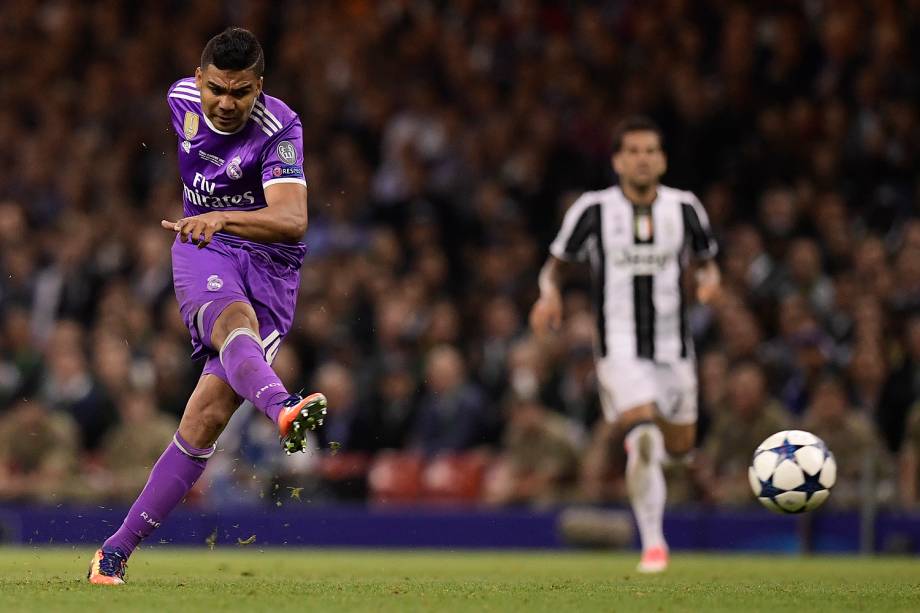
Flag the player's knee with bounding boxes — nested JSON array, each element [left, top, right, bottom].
[[663, 432, 695, 458], [211, 302, 259, 347], [623, 421, 664, 463]]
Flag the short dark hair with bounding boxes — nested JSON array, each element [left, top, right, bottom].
[[200, 27, 264, 76], [612, 115, 664, 152]]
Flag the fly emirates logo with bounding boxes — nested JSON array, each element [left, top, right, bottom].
[[183, 172, 255, 208]]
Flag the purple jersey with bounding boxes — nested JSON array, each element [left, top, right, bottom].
[[167, 77, 307, 267]]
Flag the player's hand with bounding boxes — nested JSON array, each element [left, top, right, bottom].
[[697, 279, 720, 305], [696, 263, 721, 305], [161, 212, 227, 249], [529, 291, 563, 338]]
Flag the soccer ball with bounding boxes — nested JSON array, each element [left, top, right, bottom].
[[748, 430, 836, 514]]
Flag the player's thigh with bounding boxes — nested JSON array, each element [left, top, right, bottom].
[[172, 239, 249, 356], [655, 419, 696, 456], [242, 250, 301, 365], [178, 373, 241, 447], [210, 301, 261, 348], [653, 361, 698, 455], [596, 357, 658, 424]]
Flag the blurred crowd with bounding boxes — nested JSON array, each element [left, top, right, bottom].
[[1, 0, 919, 512]]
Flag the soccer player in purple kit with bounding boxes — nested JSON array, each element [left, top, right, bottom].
[[88, 28, 327, 585]]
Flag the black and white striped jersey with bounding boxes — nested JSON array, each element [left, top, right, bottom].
[[549, 185, 717, 362]]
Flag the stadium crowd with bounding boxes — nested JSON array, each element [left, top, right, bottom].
[[1, 0, 919, 511]]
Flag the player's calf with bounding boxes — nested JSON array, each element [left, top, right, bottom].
[[624, 422, 668, 571]]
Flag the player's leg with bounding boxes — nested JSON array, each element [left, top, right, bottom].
[[656, 419, 696, 462], [209, 300, 290, 424], [620, 404, 669, 572], [597, 358, 668, 572], [169, 238, 322, 436], [89, 374, 236, 584], [208, 300, 326, 453], [233, 249, 327, 453], [653, 359, 698, 466], [628, 359, 699, 573]]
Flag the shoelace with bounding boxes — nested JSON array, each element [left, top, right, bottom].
[[99, 552, 127, 577], [281, 390, 306, 407]]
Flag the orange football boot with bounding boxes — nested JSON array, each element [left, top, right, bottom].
[[87, 548, 127, 585], [277, 392, 327, 454]]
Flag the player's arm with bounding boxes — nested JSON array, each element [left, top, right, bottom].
[[683, 195, 720, 304], [162, 115, 310, 247], [160, 185, 307, 246], [225, 181, 307, 243], [530, 194, 597, 337], [530, 256, 568, 337], [695, 258, 721, 305]]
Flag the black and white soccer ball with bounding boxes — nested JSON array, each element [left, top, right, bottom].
[[749, 430, 837, 514]]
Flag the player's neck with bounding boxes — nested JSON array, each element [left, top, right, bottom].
[[621, 182, 658, 207]]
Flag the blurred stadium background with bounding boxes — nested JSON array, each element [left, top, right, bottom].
[[1, 0, 919, 554]]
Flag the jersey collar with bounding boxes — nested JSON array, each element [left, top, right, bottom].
[[201, 111, 247, 135]]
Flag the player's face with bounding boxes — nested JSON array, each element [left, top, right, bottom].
[[195, 65, 263, 133], [612, 131, 667, 189]]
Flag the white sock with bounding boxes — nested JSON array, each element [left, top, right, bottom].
[[625, 423, 667, 552]]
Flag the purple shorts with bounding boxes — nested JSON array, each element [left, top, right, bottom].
[[171, 237, 301, 382]]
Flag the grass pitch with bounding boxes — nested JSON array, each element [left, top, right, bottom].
[[1, 548, 918, 612]]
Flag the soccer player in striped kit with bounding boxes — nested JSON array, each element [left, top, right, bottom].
[[89, 28, 327, 584], [531, 116, 720, 573]]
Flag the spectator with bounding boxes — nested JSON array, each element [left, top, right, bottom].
[[366, 359, 418, 451], [778, 238, 835, 320], [900, 403, 920, 509], [88, 390, 178, 503], [698, 362, 794, 505], [483, 396, 582, 507], [38, 321, 116, 450], [880, 316, 920, 453], [411, 345, 491, 456], [802, 375, 893, 509], [312, 361, 376, 500], [0, 398, 79, 503]]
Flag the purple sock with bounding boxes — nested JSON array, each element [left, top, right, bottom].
[[103, 432, 212, 557], [220, 328, 290, 424]]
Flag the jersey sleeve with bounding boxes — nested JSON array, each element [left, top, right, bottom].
[[261, 115, 307, 189], [681, 194, 718, 260], [549, 195, 600, 262], [166, 78, 200, 137]]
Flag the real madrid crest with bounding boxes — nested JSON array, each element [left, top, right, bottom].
[[226, 156, 243, 180], [183, 111, 199, 140]]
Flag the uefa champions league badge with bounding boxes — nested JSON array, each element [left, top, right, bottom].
[[182, 140, 191, 153], [226, 156, 243, 180], [206, 275, 223, 291], [277, 140, 296, 165]]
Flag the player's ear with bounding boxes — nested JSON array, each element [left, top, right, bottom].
[[611, 152, 622, 175], [195, 67, 202, 88]]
